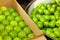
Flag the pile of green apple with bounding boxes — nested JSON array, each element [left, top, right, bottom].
[[30, 0, 60, 40], [0, 6, 35, 40]]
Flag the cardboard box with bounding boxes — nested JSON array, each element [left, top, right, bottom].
[[0, 0, 45, 40]]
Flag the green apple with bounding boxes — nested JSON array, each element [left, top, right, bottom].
[[28, 33, 35, 38], [13, 37, 21, 40], [49, 21, 55, 27], [23, 27, 31, 34], [0, 36, 2, 40], [31, 8, 37, 15], [8, 7, 15, 13], [11, 12, 18, 17], [53, 28, 60, 37], [32, 17, 38, 23], [54, 11, 60, 16], [1, 31, 8, 36], [19, 21, 26, 29], [2, 20, 9, 25], [0, 6, 7, 12], [44, 9, 50, 15], [7, 15, 14, 21], [36, 14, 41, 20], [39, 16, 45, 23], [22, 38, 27, 40], [18, 31, 26, 38], [5, 25, 13, 32], [3, 36, 12, 40], [15, 16, 22, 22], [52, 4, 57, 8], [50, 7, 55, 13], [57, 7, 60, 11], [56, 20, 60, 27], [46, 28, 53, 35], [49, 33, 56, 38], [51, 0, 56, 4], [38, 9, 43, 15], [43, 15, 50, 21], [0, 10, 2, 15], [55, 38, 59, 40], [50, 15, 56, 20], [0, 15, 5, 22], [10, 21, 17, 26], [44, 21, 49, 27], [9, 31, 17, 38], [0, 24, 4, 31], [37, 21, 43, 28], [14, 26, 21, 33], [3, 11, 10, 16]]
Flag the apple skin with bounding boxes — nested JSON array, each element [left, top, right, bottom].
[[10, 21, 17, 27], [12, 12, 18, 17], [19, 21, 26, 29], [28, 33, 35, 38], [18, 31, 26, 38], [0, 15, 5, 22], [3, 11, 10, 16], [7, 15, 14, 21], [3, 36, 12, 40], [14, 26, 21, 33], [15, 16, 22, 22], [0, 24, 4, 32], [13, 37, 21, 40], [5, 25, 13, 32], [8, 7, 15, 13], [0, 6, 7, 12], [0, 36, 2, 40], [9, 31, 17, 38], [23, 27, 31, 34]]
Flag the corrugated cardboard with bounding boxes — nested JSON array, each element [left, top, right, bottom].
[[0, 0, 47, 40]]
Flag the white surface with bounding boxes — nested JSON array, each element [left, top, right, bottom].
[[28, 0, 58, 15]]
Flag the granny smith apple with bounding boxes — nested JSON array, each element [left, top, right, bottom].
[[50, 15, 56, 20], [19, 21, 26, 29], [50, 7, 55, 13], [32, 17, 38, 23], [5, 25, 13, 32], [39, 16, 45, 23], [49, 33, 56, 38], [15, 16, 22, 22], [0, 11, 2, 15], [36, 14, 41, 20], [56, 20, 60, 27], [7, 15, 14, 21], [44, 9, 50, 15], [37, 21, 43, 28], [10, 21, 17, 26], [51, 0, 56, 4], [2, 20, 9, 25], [3, 11, 10, 16], [13, 37, 21, 40], [23, 27, 31, 34], [43, 15, 50, 21], [28, 33, 35, 38], [9, 31, 17, 38], [44, 21, 49, 27], [49, 21, 55, 27], [38, 8, 43, 15], [11, 12, 18, 17], [18, 31, 26, 38], [8, 7, 15, 13], [22, 38, 27, 40], [3, 36, 12, 40], [1, 31, 8, 36], [0, 15, 5, 22], [0, 6, 7, 12], [0, 36, 2, 40], [0, 24, 4, 31], [14, 26, 21, 33]]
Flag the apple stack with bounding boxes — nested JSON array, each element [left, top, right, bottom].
[[0, 6, 35, 40], [30, 0, 60, 40]]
